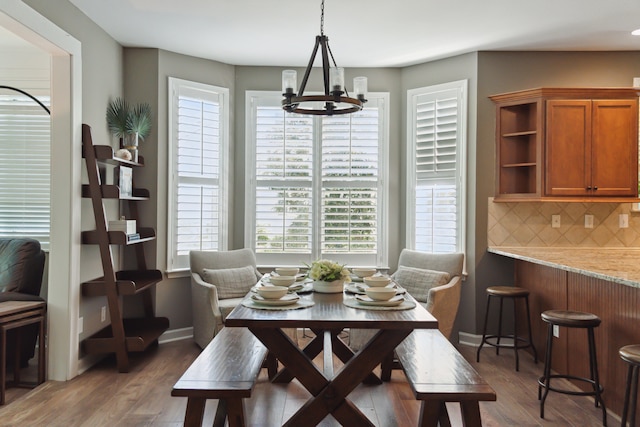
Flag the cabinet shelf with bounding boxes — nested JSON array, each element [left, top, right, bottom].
[[82, 317, 170, 355], [82, 269, 163, 297], [503, 130, 537, 137], [82, 227, 156, 245]]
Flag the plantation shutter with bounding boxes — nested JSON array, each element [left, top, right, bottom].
[[254, 107, 313, 254], [321, 109, 379, 256], [413, 89, 460, 253], [0, 95, 50, 249], [175, 93, 221, 255]]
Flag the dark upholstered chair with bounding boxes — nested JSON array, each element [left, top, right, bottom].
[[0, 238, 46, 366]]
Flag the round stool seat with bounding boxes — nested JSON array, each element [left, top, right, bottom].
[[486, 286, 529, 297], [620, 344, 640, 365], [541, 310, 601, 328]]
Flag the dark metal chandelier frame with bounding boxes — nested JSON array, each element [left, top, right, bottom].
[[281, 0, 367, 116]]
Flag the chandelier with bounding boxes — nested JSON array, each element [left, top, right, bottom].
[[281, 0, 367, 116]]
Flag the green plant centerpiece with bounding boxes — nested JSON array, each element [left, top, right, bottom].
[[308, 259, 350, 293], [106, 97, 152, 161]]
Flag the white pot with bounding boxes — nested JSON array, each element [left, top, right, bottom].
[[313, 279, 344, 293]]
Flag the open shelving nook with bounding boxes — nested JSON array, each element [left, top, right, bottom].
[[81, 123, 169, 373]]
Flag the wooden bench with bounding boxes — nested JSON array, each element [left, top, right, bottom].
[[395, 329, 497, 427], [172, 327, 268, 427]]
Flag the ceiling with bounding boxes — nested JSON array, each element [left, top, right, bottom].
[[36, 0, 640, 67]]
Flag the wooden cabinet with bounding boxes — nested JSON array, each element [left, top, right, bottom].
[[492, 88, 640, 201], [81, 124, 168, 373]]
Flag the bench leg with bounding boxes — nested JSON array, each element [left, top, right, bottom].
[[225, 398, 246, 427], [459, 401, 482, 427], [213, 399, 227, 427], [183, 397, 206, 427], [418, 401, 440, 427]]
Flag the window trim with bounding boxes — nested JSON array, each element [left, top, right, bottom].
[[244, 90, 390, 267], [166, 77, 230, 272], [406, 80, 467, 253]]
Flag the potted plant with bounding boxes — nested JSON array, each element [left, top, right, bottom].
[[106, 98, 152, 162], [307, 259, 350, 293]]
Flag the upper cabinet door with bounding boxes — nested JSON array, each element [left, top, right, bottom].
[[590, 99, 638, 196], [545, 100, 592, 196]]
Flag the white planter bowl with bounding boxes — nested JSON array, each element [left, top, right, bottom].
[[313, 280, 344, 293]]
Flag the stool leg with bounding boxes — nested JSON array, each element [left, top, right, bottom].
[[496, 297, 504, 355], [524, 295, 537, 363], [587, 327, 607, 426], [630, 365, 639, 427], [512, 296, 520, 371], [622, 364, 633, 426], [539, 323, 554, 419], [476, 295, 491, 363]]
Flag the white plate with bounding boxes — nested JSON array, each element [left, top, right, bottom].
[[251, 293, 300, 306], [355, 294, 405, 307]]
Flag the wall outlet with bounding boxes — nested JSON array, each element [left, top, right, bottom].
[[551, 215, 561, 228], [101, 306, 107, 322], [78, 316, 83, 334], [634, 77, 640, 87], [553, 325, 559, 338], [585, 214, 594, 229], [620, 213, 629, 228]]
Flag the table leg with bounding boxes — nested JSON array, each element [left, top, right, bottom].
[[251, 327, 411, 426], [183, 397, 205, 427], [271, 331, 324, 383]]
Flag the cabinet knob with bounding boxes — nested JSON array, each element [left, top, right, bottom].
[[586, 186, 592, 190], [594, 186, 598, 190]]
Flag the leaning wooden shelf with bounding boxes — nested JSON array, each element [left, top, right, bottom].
[[80, 123, 168, 373]]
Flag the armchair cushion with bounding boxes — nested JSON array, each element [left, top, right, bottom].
[[201, 265, 257, 299], [393, 266, 450, 303]]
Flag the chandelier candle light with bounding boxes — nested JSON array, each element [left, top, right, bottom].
[[281, 0, 367, 116]]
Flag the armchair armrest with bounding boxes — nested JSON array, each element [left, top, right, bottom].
[[190, 272, 224, 348], [426, 276, 462, 340]]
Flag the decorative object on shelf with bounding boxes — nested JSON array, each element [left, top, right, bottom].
[[115, 166, 133, 198], [114, 148, 132, 161], [308, 258, 350, 293], [108, 217, 136, 234], [106, 98, 152, 162], [281, 0, 367, 116]]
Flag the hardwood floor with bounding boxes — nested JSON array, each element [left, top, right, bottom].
[[0, 334, 620, 426]]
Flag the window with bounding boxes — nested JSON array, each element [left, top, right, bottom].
[[245, 91, 389, 267], [407, 80, 467, 253], [167, 78, 229, 271], [0, 93, 50, 249]]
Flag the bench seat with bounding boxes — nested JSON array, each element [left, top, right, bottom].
[[172, 327, 268, 427], [395, 329, 496, 427]]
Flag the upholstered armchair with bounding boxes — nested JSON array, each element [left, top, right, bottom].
[[189, 248, 263, 349], [349, 249, 465, 351], [0, 238, 46, 366]]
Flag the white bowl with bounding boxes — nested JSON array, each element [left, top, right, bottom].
[[352, 268, 377, 278], [363, 276, 392, 287], [275, 267, 299, 277], [257, 285, 288, 299], [365, 287, 396, 301], [270, 275, 296, 287]]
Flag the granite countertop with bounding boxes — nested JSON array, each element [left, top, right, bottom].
[[488, 247, 640, 288]]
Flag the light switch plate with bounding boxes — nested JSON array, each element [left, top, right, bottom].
[[585, 214, 594, 229], [551, 215, 561, 228]]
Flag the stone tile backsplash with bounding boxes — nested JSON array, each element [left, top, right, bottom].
[[488, 198, 640, 247]]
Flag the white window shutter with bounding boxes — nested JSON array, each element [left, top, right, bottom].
[[0, 96, 50, 249]]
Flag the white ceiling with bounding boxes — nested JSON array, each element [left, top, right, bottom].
[[43, 0, 640, 67]]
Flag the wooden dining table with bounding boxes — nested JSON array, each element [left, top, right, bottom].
[[224, 287, 438, 426]]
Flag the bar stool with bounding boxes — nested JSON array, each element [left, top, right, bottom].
[[476, 286, 537, 371], [538, 310, 606, 426], [620, 344, 640, 427]]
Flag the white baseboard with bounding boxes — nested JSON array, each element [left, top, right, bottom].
[[159, 326, 193, 344], [458, 331, 482, 347]]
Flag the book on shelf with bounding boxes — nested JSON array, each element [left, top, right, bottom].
[[126, 233, 141, 242]]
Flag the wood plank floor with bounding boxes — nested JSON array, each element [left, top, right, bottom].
[[0, 334, 620, 426]]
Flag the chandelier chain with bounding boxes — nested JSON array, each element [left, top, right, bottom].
[[320, 0, 325, 35]]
